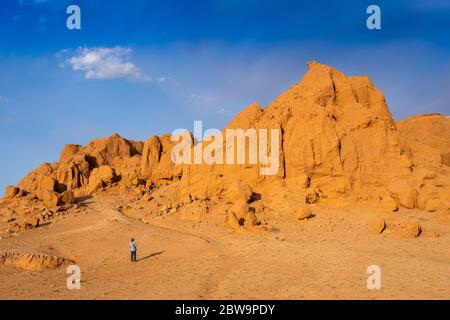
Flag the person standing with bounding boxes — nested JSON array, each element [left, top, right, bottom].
[[130, 238, 137, 262]]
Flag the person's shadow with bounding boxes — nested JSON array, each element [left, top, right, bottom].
[[137, 251, 165, 262]]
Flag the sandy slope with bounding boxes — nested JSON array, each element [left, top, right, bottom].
[[0, 192, 449, 300]]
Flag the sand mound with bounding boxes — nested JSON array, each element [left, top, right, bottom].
[[0, 252, 74, 271]]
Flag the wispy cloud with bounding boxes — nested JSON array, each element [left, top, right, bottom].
[[36, 15, 47, 32], [407, 0, 450, 11], [217, 107, 234, 116], [0, 95, 9, 104], [189, 93, 215, 102], [18, 0, 52, 5], [63, 47, 150, 81]]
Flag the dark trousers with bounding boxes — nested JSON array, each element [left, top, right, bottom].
[[131, 250, 137, 262]]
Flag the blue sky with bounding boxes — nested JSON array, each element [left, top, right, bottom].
[[0, 0, 449, 194]]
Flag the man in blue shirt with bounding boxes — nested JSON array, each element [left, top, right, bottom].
[[130, 238, 137, 262]]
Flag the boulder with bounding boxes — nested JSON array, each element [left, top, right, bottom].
[[37, 174, 57, 192], [42, 190, 61, 208], [244, 212, 259, 227], [380, 196, 398, 212], [21, 216, 40, 230], [97, 165, 116, 183], [388, 181, 418, 209], [401, 219, 421, 238], [370, 218, 386, 234], [293, 207, 313, 220], [61, 190, 76, 204], [4, 186, 19, 199]]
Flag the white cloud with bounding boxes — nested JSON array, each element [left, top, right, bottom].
[[65, 47, 150, 81], [156, 76, 171, 83]]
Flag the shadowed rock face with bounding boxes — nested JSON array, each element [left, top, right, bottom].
[[8, 62, 450, 214]]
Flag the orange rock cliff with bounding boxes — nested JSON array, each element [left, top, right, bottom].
[[4, 62, 450, 216]]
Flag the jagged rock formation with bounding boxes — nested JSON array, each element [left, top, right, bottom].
[[4, 62, 450, 216]]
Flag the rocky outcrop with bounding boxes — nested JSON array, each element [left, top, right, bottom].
[[4, 186, 20, 199], [5, 62, 449, 216], [0, 252, 74, 271], [141, 134, 183, 183]]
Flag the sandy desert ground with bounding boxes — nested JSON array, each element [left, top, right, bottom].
[[1, 188, 449, 300]]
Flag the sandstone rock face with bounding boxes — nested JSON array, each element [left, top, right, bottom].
[[178, 62, 423, 210], [224, 180, 253, 203], [42, 190, 60, 208], [397, 114, 450, 213], [397, 113, 450, 168], [230, 201, 249, 221], [17, 134, 142, 195], [388, 181, 418, 209], [12, 62, 450, 216], [96, 165, 116, 183], [60, 144, 82, 163], [37, 174, 57, 193], [86, 176, 104, 196], [141, 134, 182, 183], [61, 190, 76, 204]]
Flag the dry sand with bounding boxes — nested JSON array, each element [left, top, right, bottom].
[[1, 190, 449, 300]]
